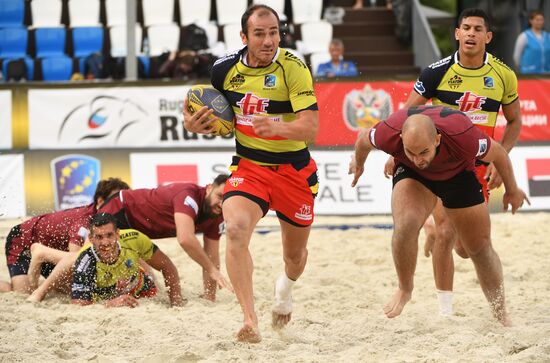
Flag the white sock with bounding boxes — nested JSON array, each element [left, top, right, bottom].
[[436, 290, 453, 316], [275, 273, 295, 300]]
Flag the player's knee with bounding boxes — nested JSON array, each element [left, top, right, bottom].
[[30, 243, 43, 259], [225, 220, 251, 249], [392, 221, 421, 245], [463, 236, 491, 259], [454, 244, 469, 259], [284, 247, 308, 267], [434, 224, 456, 247]]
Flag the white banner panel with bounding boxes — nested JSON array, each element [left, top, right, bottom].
[[0, 91, 12, 149], [28, 86, 235, 149], [0, 154, 26, 218], [130, 150, 393, 215], [509, 146, 550, 210]]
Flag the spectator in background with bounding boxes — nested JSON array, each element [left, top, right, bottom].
[[159, 50, 199, 80], [513, 10, 550, 74], [316, 38, 359, 78]]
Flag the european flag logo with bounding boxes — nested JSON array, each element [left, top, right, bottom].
[[51, 154, 100, 211]]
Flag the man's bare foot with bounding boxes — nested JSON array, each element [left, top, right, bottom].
[[272, 311, 292, 330], [236, 324, 262, 343], [272, 275, 293, 329], [0, 281, 12, 293], [383, 289, 412, 318], [26, 294, 41, 303]]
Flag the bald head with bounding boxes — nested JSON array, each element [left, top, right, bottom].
[[402, 114, 437, 144], [401, 114, 440, 170]]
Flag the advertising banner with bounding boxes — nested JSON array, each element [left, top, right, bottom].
[[130, 150, 394, 215], [508, 146, 550, 211], [24, 150, 131, 215], [28, 86, 235, 149], [0, 90, 12, 149], [314, 79, 550, 146], [0, 154, 25, 218], [50, 154, 101, 210]]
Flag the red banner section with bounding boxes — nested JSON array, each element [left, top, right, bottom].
[[314, 79, 550, 146]]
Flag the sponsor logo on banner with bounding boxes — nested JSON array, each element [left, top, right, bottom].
[[28, 87, 235, 149], [526, 159, 550, 197], [51, 154, 100, 210], [343, 84, 393, 130], [58, 95, 149, 144], [0, 91, 12, 149], [156, 164, 198, 185]]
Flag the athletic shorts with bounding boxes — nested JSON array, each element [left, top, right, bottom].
[[392, 163, 485, 209], [223, 156, 319, 227], [474, 161, 489, 202], [97, 193, 131, 229], [5, 225, 54, 278]]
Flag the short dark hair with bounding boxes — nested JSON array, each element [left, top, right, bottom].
[[93, 178, 130, 206], [213, 174, 230, 186], [458, 8, 491, 31], [89, 212, 117, 234], [529, 10, 544, 21], [241, 4, 280, 36]]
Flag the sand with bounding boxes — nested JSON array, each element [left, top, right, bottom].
[[1, 212, 549, 362]]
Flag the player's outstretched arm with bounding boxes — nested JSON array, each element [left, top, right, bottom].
[[174, 213, 234, 292], [201, 236, 220, 302], [350, 128, 375, 187], [146, 249, 185, 307], [480, 139, 530, 213]]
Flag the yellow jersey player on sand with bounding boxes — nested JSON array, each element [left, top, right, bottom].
[[384, 8, 522, 318], [183, 4, 319, 343]]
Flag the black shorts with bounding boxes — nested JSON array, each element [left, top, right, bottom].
[[5, 226, 55, 277], [392, 163, 485, 209]]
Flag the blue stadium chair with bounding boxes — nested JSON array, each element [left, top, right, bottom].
[[0, 28, 28, 58], [72, 26, 103, 58], [41, 55, 73, 81], [1, 57, 34, 80], [0, 0, 25, 28], [35, 27, 66, 57]]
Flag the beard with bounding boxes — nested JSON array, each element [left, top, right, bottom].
[[202, 196, 221, 219]]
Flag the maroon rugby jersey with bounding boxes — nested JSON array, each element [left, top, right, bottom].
[[116, 183, 223, 240], [369, 106, 492, 180], [18, 204, 95, 251]]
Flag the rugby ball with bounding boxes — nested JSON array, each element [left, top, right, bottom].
[[186, 85, 235, 136]]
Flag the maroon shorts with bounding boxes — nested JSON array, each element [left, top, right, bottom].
[[5, 224, 54, 277], [224, 157, 319, 227]]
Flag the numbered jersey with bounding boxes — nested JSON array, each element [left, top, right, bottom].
[[211, 47, 318, 165], [413, 52, 518, 137]]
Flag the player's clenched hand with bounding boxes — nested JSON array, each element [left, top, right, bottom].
[[252, 115, 278, 137], [503, 187, 530, 214], [384, 156, 395, 179], [485, 163, 503, 189], [105, 294, 139, 308], [348, 155, 364, 187], [210, 269, 234, 293], [182, 98, 215, 134]]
